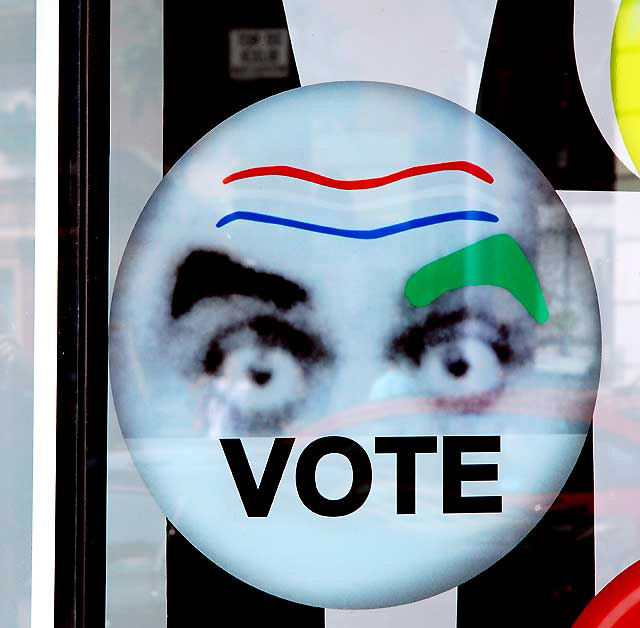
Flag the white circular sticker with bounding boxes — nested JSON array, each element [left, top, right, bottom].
[[110, 82, 600, 608]]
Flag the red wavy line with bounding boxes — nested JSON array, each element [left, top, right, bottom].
[[223, 162, 494, 189]]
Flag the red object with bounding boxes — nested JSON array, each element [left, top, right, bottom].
[[223, 161, 495, 188], [574, 561, 640, 627]]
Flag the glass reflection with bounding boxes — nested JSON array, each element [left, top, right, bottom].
[[0, 1, 35, 627]]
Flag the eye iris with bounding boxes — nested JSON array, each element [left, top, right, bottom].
[[447, 358, 469, 378], [249, 368, 272, 386]]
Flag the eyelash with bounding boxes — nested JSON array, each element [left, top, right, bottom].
[[202, 315, 329, 376], [389, 311, 514, 365]]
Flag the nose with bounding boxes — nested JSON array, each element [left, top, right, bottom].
[[323, 355, 379, 417], [312, 258, 410, 420]]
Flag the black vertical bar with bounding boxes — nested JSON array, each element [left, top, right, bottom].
[[55, 0, 81, 623], [163, 0, 301, 172], [476, 0, 621, 191], [459, 7, 597, 624], [457, 431, 595, 627], [163, 2, 323, 625], [56, 0, 110, 626]]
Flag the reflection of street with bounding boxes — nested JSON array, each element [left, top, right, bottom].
[[0, 320, 33, 628], [567, 191, 640, 593], [106, 450, 166, 628], [0, 1, 35, 625], [592, 383, 640, 588], [107, 0, 165, 625]]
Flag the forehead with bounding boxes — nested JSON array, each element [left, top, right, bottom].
[[119, 82, 574, 342], [139, 83, 553, 292]]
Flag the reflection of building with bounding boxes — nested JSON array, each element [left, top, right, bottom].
[[563, 192, 640, 387], [0, 3, 35, 627], [536, 204, 600, 376], [0, 2, 35, 357]]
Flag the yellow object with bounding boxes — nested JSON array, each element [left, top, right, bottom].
[[613, 0, 640, 171]]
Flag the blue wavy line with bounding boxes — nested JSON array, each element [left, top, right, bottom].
[[216, 210, 499, 239]]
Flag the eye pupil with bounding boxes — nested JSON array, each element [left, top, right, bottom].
[[447, 358, 469, 378], [203, 342, 224, 374], [249, 368, 272, 386]]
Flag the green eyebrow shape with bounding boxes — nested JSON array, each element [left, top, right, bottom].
[[404, 234, 549, 324]]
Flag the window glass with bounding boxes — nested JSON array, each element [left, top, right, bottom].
[[0, 1, 35, 626]]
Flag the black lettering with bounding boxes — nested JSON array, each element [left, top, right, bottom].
[[220, 438, 294, 517], [443, 436, 502, 514], [296, 436, 372, 517], [375, 436, 438, 514]]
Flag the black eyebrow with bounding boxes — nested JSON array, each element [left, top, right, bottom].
[[171, 250, 308, 318]]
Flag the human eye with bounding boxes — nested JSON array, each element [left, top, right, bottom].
[[389, 308, 526, 413], [202, 315, 330, 434], [420, 333, 505, 412]]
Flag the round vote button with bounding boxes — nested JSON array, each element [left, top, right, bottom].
[[110, 82, 600, 608]]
